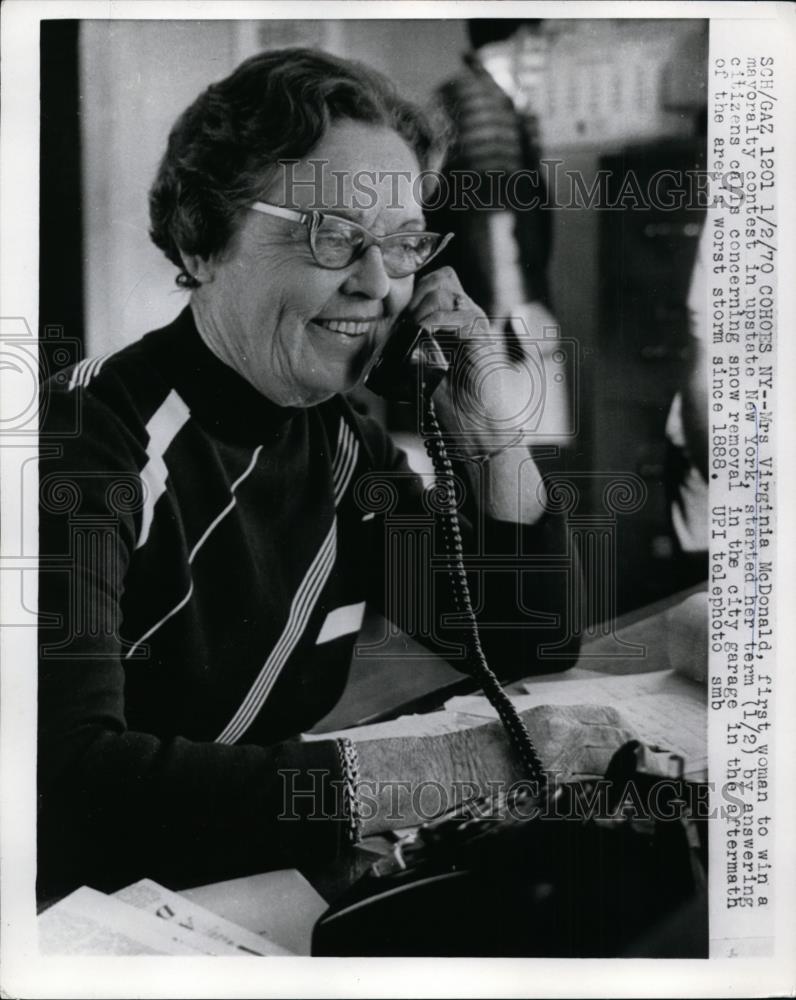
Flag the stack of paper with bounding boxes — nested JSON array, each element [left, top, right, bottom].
[[39, 887, 202, 956], [181, 869, 329, 956], [38, 877, 298, 956], [114, 879, 293, 955]]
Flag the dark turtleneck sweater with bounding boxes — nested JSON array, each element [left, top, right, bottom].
[[37, 305, 579, 897]]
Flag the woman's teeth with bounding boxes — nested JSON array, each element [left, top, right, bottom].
[[314, 319, 373, 337]]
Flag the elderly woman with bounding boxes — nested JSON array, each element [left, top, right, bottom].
[[37, 48, 581, 898]]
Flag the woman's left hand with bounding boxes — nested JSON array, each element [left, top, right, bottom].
[[409, 267, 536, 459]]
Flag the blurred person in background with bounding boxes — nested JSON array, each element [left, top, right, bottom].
[[665, 222, 709, 588], [430, 19, 570, 447]]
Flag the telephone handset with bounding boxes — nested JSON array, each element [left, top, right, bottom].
[[363, 311, 428, 401], [364, 311, 454, 403]]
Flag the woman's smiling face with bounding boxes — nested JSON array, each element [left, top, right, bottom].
[[189, 120, 424, 407]]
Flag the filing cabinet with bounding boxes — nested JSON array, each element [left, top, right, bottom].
[[549, 139, 705, 616]]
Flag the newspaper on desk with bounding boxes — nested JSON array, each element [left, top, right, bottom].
[[114, 879, 293, 956], [38, 886, 209, 957], [38, 878, 297, 957]]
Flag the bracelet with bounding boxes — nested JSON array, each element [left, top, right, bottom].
[[467, 432, 526, 464], [336, 737, 363, 846]]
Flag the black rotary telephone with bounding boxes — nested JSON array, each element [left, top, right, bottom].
[[312, 316, 708, 957]]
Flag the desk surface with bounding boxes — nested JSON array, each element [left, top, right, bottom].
[[313, 582, 707, 732]]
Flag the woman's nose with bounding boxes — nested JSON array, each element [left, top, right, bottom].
[[341, 245, 392, 300]]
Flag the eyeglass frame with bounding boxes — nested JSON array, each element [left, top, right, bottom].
[[248, 200, 454, 278]]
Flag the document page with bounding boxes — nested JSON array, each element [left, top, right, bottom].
[[114, 879, 293, 956], [180, 869, 328, 957], [38, 886, 201, 956]]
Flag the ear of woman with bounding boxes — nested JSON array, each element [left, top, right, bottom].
[[179, 251, 215, 284]]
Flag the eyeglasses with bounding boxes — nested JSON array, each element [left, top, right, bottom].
[[249, 201, 454, 278]]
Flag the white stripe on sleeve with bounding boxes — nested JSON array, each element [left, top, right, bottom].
[[215, 518, 337, 745], [135, 390, 191, 550], [125, 446, 263, 659]]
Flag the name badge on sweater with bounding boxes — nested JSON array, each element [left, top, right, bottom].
[[316, 602, 366, 645]]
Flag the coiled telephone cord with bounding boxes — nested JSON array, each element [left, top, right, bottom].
[[422, 393, 547, 790]]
